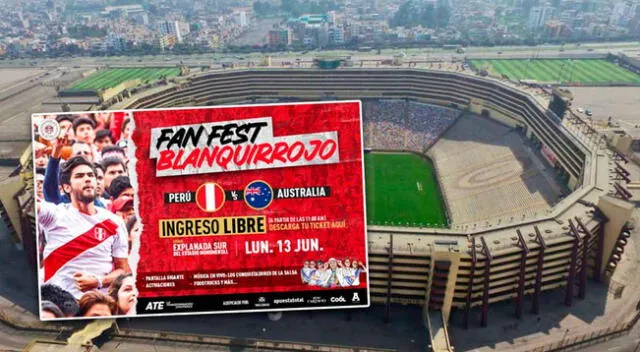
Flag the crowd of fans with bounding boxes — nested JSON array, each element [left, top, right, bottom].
[[300, 257, 367, 288], [406, 102, 459, 152], [33, 111, 141, 319], [362, 100, 460, 152]]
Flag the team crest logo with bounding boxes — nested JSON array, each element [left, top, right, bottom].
[[39, 119, 60, 141], [244, 180, 273, 210], [94, 227, 106, 241]]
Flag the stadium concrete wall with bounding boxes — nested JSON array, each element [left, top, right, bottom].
[[618, 53, 640, 73], [469, 97, 522, 128], [98, 79, 141, 103]]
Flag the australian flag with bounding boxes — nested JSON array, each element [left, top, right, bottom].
[[244, 181, 273, 210]]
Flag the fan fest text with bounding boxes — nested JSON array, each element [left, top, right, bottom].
[[149, 117, 340, 177]]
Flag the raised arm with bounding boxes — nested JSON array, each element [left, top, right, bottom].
[[43, 133, 70, 204]]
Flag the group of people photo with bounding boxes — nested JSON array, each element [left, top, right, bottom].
[[33, 111, 141, 319], [301, 257, 367, 288]]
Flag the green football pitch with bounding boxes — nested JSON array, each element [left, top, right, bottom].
[[470, 59, 640, 85], [365, 152, 448, 228], [67, 68, 181, 92]]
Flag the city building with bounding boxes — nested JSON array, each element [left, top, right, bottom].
[[159, 34, 178, 50], [268, 28, 292, 46], [528, 6, 555, 30], [609, 2, 629, 27], [545, 20, 572, 37], [158, 20, 182, 43], [328, 26, 345, 45], [103, 31, 126, 51], [234, 11, 248, 27], [102, 4, 145, 17]]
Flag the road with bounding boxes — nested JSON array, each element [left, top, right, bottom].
[[0, 42, 638, 69]]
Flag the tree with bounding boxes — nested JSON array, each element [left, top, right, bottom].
[[253, 1, 275, 17], [67, 25, 106, 39], [420, 4, 436, 27], [281, 0, 302, 17], [436, 3, 450, 28], [391, 0, 448, 29]]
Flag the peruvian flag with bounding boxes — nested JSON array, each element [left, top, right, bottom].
[[195, 182, 225, 212]]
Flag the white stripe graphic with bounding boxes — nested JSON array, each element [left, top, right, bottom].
[[205, 183, 216, 211]]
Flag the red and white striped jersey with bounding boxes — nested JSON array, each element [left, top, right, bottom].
[[38, 201, 129, 299]]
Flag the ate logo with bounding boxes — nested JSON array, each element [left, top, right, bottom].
[[145, 301, 165, 311]]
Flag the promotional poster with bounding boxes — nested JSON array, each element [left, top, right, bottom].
[[31, 101, 369, 320]]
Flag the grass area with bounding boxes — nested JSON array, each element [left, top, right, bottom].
[[365, 152, 447, 228], [67, 67, 180, 92], [470, 59, 640, 85]]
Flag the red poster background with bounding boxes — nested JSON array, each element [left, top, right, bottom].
[[132, 102, 367, 299]]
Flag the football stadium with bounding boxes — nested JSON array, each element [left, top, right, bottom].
[[1, 58, 638, 351]]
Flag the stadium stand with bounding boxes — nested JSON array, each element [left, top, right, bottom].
[[123, 69, 586, 190], [362, 100, 460, 152], [428, 114, 560, 226]]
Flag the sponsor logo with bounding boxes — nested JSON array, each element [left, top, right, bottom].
[[166, 301, 194, 310], [39, 119, 60, 141], [352, 292, 360, 303], [145, 301, 165, 311], [330, 296, 346, 303], [258, 296, 266, 303], [244, 180, 273, 210], [273, 297, 304, 305], [306, 296, 327, 304]]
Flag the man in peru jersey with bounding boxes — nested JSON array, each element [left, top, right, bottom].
[[38, 156, 131, 300]]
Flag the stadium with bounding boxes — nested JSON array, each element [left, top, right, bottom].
[[2, 62, 638, 351], [107, 67, 635, 346]]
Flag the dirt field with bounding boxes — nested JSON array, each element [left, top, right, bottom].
[[0, 68, 64, 159], [0, 69, 43, 89]]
